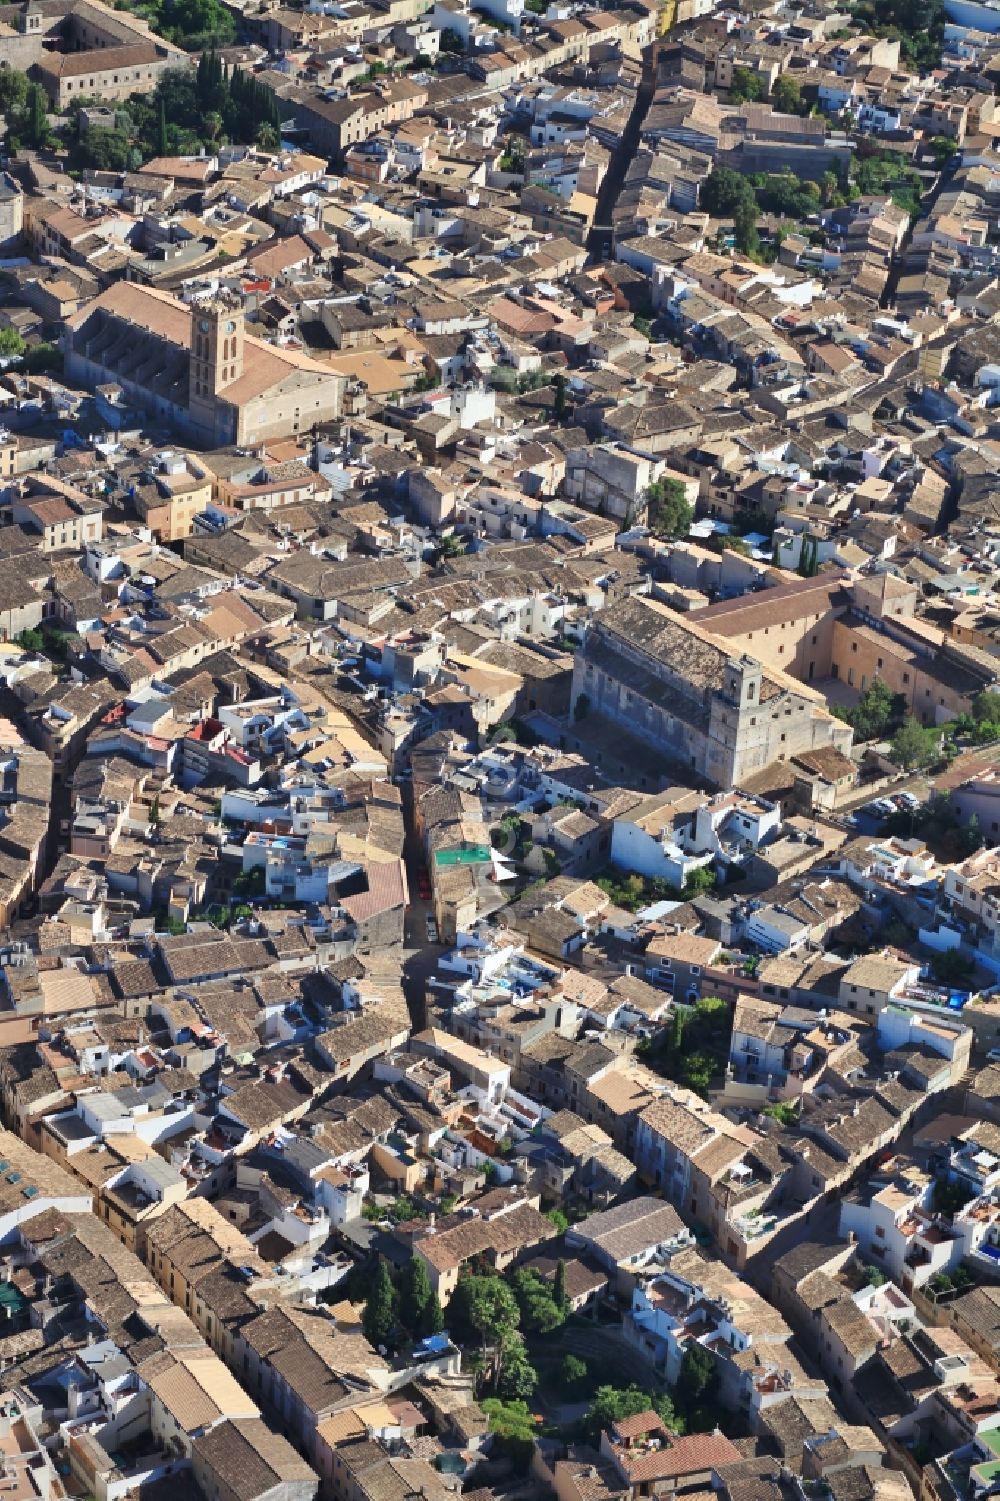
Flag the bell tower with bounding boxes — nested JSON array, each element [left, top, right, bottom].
[[189, 294, 245, 429]]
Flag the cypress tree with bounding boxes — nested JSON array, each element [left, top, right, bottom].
[[400, 1256, 433, 1335], [362, 1259, 395, 1351], [554, 1258, 568, 1313], [157, 96, 168, 157], [423, 1292, 444, 1337]]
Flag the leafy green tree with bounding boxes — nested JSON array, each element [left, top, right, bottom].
[[481, 1398, 537, 1442], [509, 1268, 564, 1333], [679, 1343, 717, 1405], [440, 26, 464, 50], [846, 677, 902, 741], [558, 1353, 589, 1395], [362, 1258, 396, 1351], [0, 69, 28, 117], [973, 690, 1000, 724], [73, 126, 132, 172], [496, 1332, 538, 1400], [700, 165, 751, 217], [890, 715, 937, 771], [579, 1386, 680, 1447], [862, 1265, 886, 1287], [16, 83, 51, 149], [772, 73, 802, 113], [930, 948, 973, 989], [400, 1256, 434, 1336], [729, 65, 763, 102], [0, 328, 24, 357], [480, 1399, 536, 1474], [682, 865, 716, 899], [449, 1273, 520, 1350], [547, 1208, 569, 1234], [645, 477, 693, 538]]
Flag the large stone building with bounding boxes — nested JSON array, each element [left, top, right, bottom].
[[64, 284, 346, 447], [698, 571, 1000, 726], [570, 596, 852, 788], [0, 0, 189, 106]]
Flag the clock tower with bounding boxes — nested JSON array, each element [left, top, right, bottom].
[[189, 294, 245, 434]]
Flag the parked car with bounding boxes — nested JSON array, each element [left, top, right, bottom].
[[988, 1048, 1000, 1064], [426, 917, 439, 944]]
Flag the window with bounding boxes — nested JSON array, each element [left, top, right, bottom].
[[903, 672, 909, 684]]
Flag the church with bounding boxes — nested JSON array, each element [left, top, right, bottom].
[[64, 283, 346, 448], [571, 596, 853, 789]]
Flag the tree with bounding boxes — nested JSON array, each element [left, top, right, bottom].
[[440, 25, 464, 51], [798, 536, 819, 577], [645, 477, 693, 539], [772, 73, 802, 114], [73, 126, 132, 172], [509, 1267, 564, 1334], [496, 1332, 538, 1401], [579, 1386, 680, 1447], [553, 372, 568, 424], [890, 715, 937, 771], [256, 120, 279, 150], [547, 1208, 569, 1234], [682, 865, 716, 899], [553, 1257, 568, 1314], [678, 1343, 717, 1413], [730, 65, 763, 102], [449, 1274, 520, 1351], [701, 165, 751, 217], [362, 1259, 396, 1351], [733, 196, 759, 257], [934, 1176, 974, 1216], [400, 1256, 434, 1336], [434, 533, 466, 561], [0, 328, 24, 357], [972, 690, 1000, 725], [862, 1265, 886, 1287], [156, 96, 169, 156], [0, 69, 28, 117], [558, 1353, 589, 1395], [930, 947, 973, 989], [423, 1291, 445, 1337], [481, 1397, 536, 1442], [845, 677, 903, 742], [480, 1399, 536, 1475], [16, 83, 50, 149]]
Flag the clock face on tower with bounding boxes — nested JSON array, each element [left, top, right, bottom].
[[199, 319, 210, 333]]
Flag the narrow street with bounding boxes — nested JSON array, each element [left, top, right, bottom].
[[399, 776, 441, 1033], [586, 42, 659, 262]]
